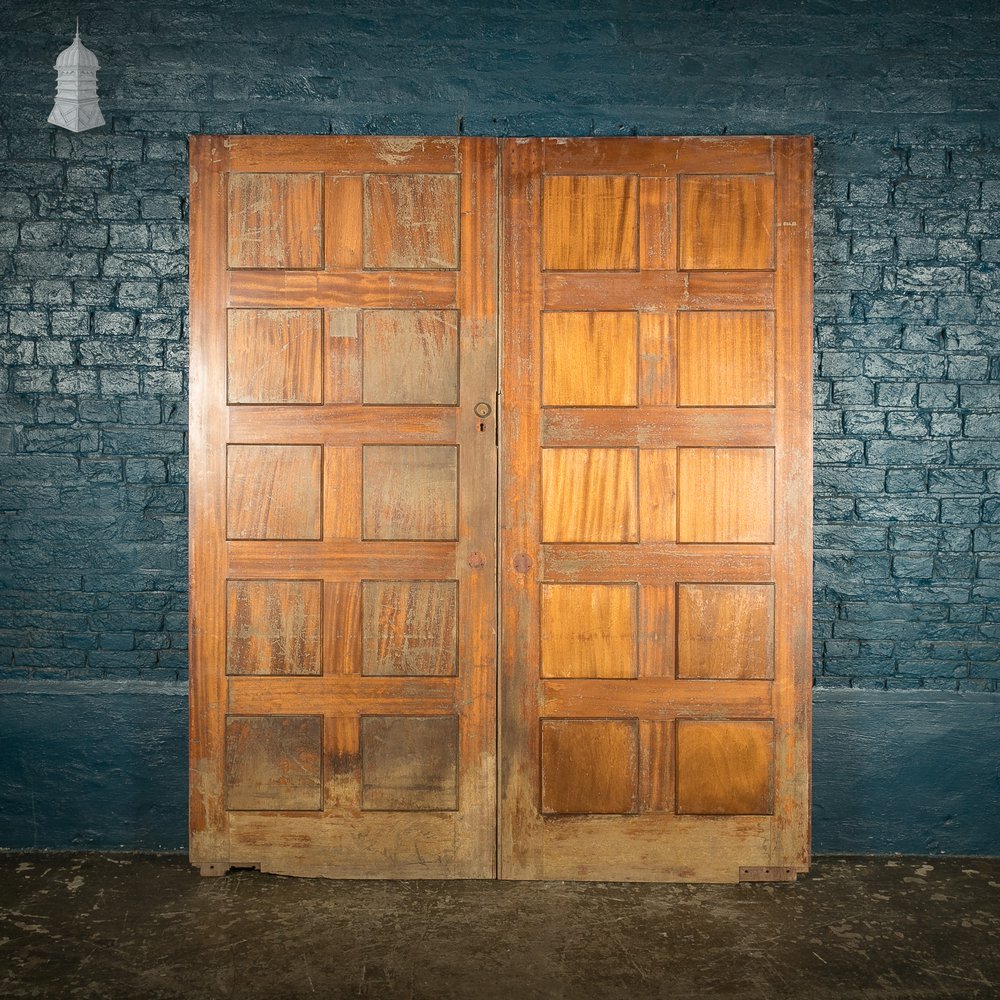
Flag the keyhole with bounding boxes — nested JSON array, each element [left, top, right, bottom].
[[479, 421, 485, 432]]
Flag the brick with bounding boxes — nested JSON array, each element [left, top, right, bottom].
[[964, 413, 1000, 438], [866, 440, 949, 466], [78, 399, 119, 424], [0, 192, 32, 217], [885, 469, 926, 493], [109, 224, 151, 250], [894, 236, 936, 261], [15, 251, 100, 279], [856, 497, 939, 522], [101, 429, 185, 455], [19, 221, 64, 248], [66, 164, 111, 190], [832, 378, 875, 405], [37, 193, 95, 220], [117, 281, 161, 308], [66, 223, 109, 250], [886, 411, 931, 437], [960, 384, 1000, 408], [815, 467, 885, 495], [947, 355, 990, 380], [967, 211, 1000, 236], [917, 382, 958, 408], [874, 382, 918, 407], [813, 411, 843, 435], [97, 194, 141, 220], [72, 281, 116, 307], [141, 196, 184, 220], [32, 281, 74, 306], [814, 439, 864, 465], [941, 499, 984, 525], [1, 340, 36, 365], [935, 296, 980, 323], [54, 368, 99, 393], [928, 469, 987, 494], [35, 340, 76, 366], [932, 412, 964, 439], [894, 178, 981, 209], [102, 252, 187, 278], [120, 399, 162, 424], [0, 161, 64, 189], [890, 265, 966, 292], [97, 370, 142, 394], [78, 340, 163, 367], [863, 352, 946, 379]]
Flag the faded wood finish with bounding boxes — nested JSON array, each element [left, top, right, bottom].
[[500, 137, 812, 882], [189, 136, 498, 878], [194, 135, 811, 883]]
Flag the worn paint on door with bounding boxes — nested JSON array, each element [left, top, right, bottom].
[[189, 136, 498, 878], [499, 137, 813, 882]]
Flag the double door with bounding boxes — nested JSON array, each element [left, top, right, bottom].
[[189, 135, 812, 882]]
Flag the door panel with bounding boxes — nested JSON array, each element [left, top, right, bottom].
[[189, 136, 498, 878], [499, 136, 812, 882]]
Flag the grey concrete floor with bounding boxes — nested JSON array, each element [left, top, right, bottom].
[[0, 854, 998, 999]]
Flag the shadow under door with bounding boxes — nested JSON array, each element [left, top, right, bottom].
[[189, 135, 813, 882]]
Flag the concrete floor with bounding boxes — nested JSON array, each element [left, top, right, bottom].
[[0, 855, 998, 999]]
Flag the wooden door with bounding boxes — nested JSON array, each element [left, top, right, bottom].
[[499, 137, 813, 882], [189, 136, 498, 877], [190, 135, 812, 883]]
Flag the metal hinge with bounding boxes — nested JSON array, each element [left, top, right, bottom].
[[739, 866, 798, 883]]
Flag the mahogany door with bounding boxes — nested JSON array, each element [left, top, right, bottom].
[[189, 135, 813, 883], [499, 137, 813, 881], [189, 136, 498, 877]]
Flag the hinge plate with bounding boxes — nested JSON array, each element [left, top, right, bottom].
[[739, 865, 798, 883]]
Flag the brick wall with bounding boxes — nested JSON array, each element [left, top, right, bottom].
[[1, 0, 998, 696]]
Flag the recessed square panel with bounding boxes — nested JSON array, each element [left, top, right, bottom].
[[541, 312, 637, 407], [227, 172, 323, 270], [227, 309, 324, 404], [227, 445, 322, 540], [543, 175, 638, 271], [540, 584, 637, 678], [362, 445, 458, 540], [225, 715, 323, 811], [227, 580, 323, 676], [363, 173, 460, 270], [362, 581, 458, 676], [678, 175, 775, 271], [541, 448, 638, 543], [676, 311, 775, 407], [541, 719, 639, 815], [363, 310, 459, 405], [361, 715, 459, 811], [676, 720, 774, 815], [677, 584, 774, 680], [676, 448, 774, 544]]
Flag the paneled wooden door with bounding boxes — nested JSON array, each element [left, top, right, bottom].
[[500, 137, 813, 881], [189, 135, 813, 882], [189, 136, 499, 878]]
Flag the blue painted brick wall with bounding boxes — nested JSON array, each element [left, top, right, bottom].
[[1, 0, 998, 694]]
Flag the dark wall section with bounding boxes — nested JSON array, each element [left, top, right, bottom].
[[2, 688, 997, 854], [812, 690, 1000, 855], [1, 0, 998, 852], [0, 685, 187, 850]]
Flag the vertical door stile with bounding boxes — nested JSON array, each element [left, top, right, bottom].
[[498, 139, 545, 879], [188, 136, 232, 872]]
